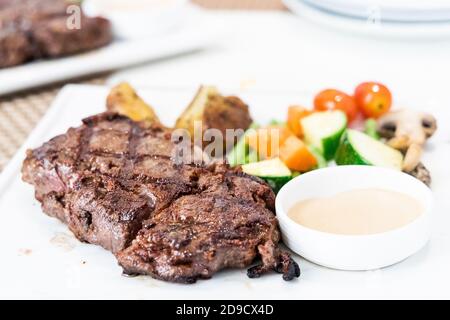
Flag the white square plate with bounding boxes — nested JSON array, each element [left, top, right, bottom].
[[0, 6, 217, 96], [0, 84, 449, 299]]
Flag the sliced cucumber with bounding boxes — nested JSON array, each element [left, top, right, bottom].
[[364, 118, 380, 140], [245, 148, 259, 164], [335, 129, 403, 170], [292, 171, 301, 178], [227, 123, 259, 167], [242, 158, 292, 193], [301, 110, 347, 160], [308, 146, 328, 169]]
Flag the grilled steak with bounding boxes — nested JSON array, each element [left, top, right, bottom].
[[0, 28, 31, 67], [0, 0, 69, 29], [31, 16, 112, 59], [0, 0, 112, 68], [22, 113, 300, 283]]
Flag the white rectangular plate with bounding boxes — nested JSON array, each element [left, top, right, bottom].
[[1, 84, 450, 299], [0, 7, 216, 96]]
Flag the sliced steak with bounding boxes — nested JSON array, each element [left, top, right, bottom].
[[31, 16, 112, 58], [22, 113, 299, 282], [0, 0, 112, 68], [0, 0, 69, 29], [0, 28, 31, 67]]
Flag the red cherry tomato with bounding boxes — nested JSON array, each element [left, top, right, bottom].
[[313, 89, 358, 123], [354, 82, 392, 119]]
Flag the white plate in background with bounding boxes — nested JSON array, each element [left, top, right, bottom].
[[0, 84, 449, 299], [302, 0, 450, 22], [284, 0, 450, 38], [0, 5, 218, 96], [83, 0, 189, 39]]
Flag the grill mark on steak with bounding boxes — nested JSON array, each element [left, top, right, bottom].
[[78, 121, 94, 164], [127, 119, 141, 158], [22, 112, 300, 283], [117, 194, 298, 283]]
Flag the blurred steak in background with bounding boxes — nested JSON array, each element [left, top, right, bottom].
[[32, 16, 112, 58], [0, 0, 112, 68], [0, 28, 31, 67]]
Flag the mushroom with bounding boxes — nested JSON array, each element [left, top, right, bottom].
[[377, 109, 437, 172], [408, 163, 432, 187]]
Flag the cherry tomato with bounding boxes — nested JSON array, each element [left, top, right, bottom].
[[354, 82, 392, 119], [313, 89, 358, 123]]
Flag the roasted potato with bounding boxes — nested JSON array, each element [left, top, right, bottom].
[[175, 86, 219, 136], [175, 86, 253, 150], [106, 82, 160, 124]]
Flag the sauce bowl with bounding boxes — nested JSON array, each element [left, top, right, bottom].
[[276, 165, 433, 270]]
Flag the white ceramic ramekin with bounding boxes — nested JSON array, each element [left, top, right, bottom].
[[276, 165, 433, 271]]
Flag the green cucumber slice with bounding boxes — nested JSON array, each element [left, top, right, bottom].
[[242, 158, 292, 193], [308, 146, 328, 169], [335, 129, 403, 170], [301, 110, 347, 160], [227, 123, 259, 167], [364, 118, 380, 140]]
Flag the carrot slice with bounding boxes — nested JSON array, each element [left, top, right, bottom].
[[279, 135, 317, 172], [247, 126, 293, 159], [287, 106, 312, 138]]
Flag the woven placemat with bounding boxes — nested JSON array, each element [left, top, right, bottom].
[[0, 0, 284, 172], [0, 77, 107, 171]]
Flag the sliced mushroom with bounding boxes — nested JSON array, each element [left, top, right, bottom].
[[377, 109, 437, 173], [407, 162, 432, 187]]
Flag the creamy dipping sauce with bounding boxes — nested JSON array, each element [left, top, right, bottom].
[[288, 188, 423, 235]]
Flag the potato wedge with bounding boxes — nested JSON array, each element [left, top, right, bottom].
[[106, 82, 160, 124], [175, 86, 219, 137], [175, 86, 253, 150]]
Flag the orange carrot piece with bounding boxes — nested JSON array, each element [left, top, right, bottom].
[[247, 126, 294, 159], [287, 106, 312, 138], [279, 135, 317, 172]]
